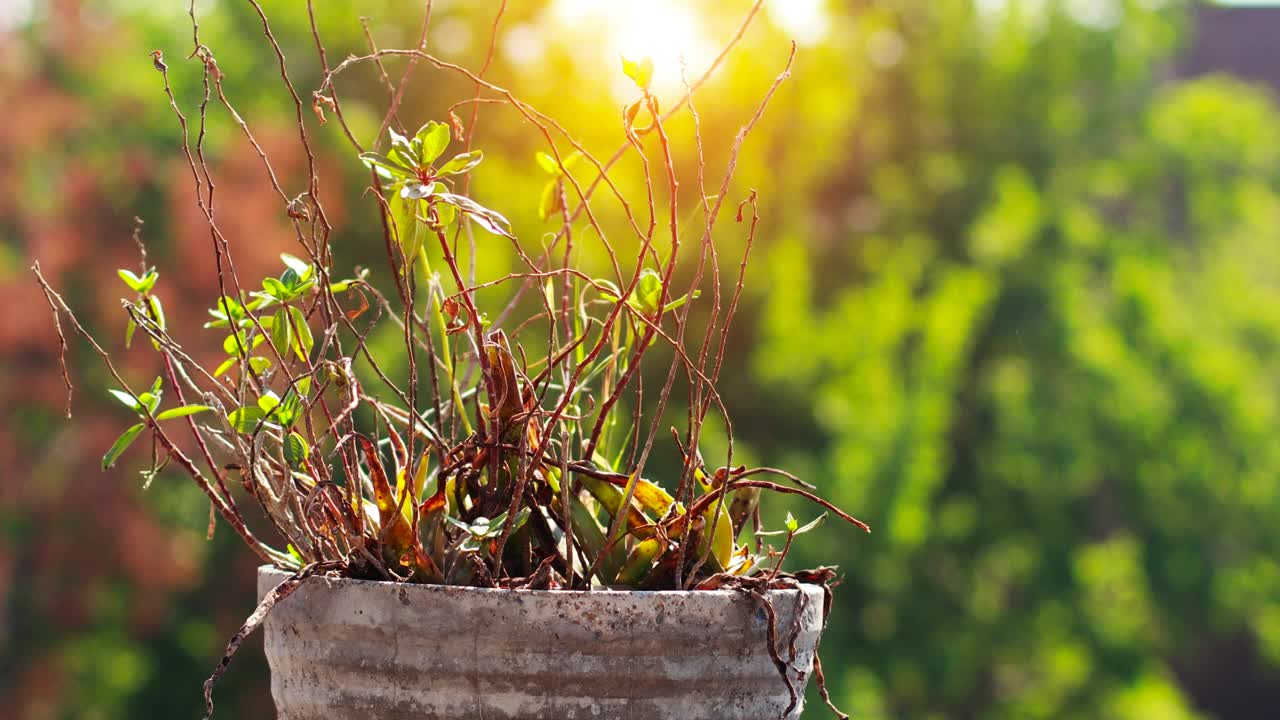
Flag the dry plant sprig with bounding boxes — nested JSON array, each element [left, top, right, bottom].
[[34, 3, 866, 717]]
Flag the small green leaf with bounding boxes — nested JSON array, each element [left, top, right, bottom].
[[125, 318, 137, 348], [359, 151, 413, 179], [390, 128, 417, 164], [147, 295, 166, 335], [156, 405, 213, 421], [539, 179, 562, 221], [262, 277, 289, 301], [785, 512, 799, 533], [277, 390, 302, 428], [118, 269, 144, 292], [102, 423, 145, 470], [249, 356, 272, 374], [288, 306, 313, 360], [137, 391, 161, 415], [791, 512, 828, 537], [389, 191, 425, 262], [296, 374, 312, 397], [662, 289, 700, 313], [228, 406, 267, 433], [277, 251, 309, 275], [222, 331, 265, 356], [435, 192, 514, 238], [416, 121, 451, 165], [119, 268, 158, 294], [271, 307, 292, 357], [430, 199, 456, 229], [257, 391, 281, 415], [437, 150, 483, 176], [138, 271, 159, 294], [284, 432, 309, 469], [535, 150, 580, 176], [631, 268, 664, 314], [213, 356, 238, 377], [621, 55, 654, 91], [535, 151, 559, 175], [108, 389, 141, 412]]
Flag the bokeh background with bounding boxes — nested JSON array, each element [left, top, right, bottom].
[[5, 0, 1280, 717]]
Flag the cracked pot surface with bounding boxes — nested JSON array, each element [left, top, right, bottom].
[[257, 566, 827, 719]]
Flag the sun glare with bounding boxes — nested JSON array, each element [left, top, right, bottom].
[[551, 0, 715, 99]]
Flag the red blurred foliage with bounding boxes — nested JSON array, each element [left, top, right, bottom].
[[1, 7, 347, 715]]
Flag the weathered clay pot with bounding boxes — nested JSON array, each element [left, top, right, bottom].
[[257, 566, 827, 719]]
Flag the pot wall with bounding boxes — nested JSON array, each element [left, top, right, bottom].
[[257, 566, 828, 719]]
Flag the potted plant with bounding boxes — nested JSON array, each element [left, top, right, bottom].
[[34, 4, 868, 718]]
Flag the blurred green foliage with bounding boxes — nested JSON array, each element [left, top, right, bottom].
[[4, 0, 1280, 717]]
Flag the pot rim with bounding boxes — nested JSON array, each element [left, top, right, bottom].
[[258, 564, 821, 600]]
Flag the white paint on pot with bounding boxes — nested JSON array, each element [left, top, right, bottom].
[[257, 566, 828, 719]]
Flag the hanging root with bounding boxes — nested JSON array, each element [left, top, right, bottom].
[[202, 562, 340, 719], [813, 653, 849, 719], [749, 587, 798, 718]]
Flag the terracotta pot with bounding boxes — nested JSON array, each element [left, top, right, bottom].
[[257, 566, 828, 719]]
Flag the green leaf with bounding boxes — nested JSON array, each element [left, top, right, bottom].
[[280, 253, 314, 282], [262, 277, 289, 301], [278, 390, 302, 428], [102, 423, 145, 470], [430, 199, 456, 229], [222, 331, 265, 356], [791, 512, 828, 537], [137, 271, 158, 294], [390, 128, 417, 165], [205, 295, 246, 329], [119, 269, 158, 294], [435, 192, 514, 238], [416, 121, 451, 165], [535, 151, 559, 175], [296, 374, 312, 397], [118, 269, 144, 292], [621, 55, 654, 91], [662, 289, 700, 313], [284, 431, 309, 469], [539, 179, 562, 221], [359, 151, 413, 180], [257, 391, 281, 415], [249, 356, 272, 374], [213, 356, 237, 377], [437, 150, 483, 176], [389, 191, 424, 262], [108, 389, 141, 412], [288, 306, 313, 360], [785, 512, 799, 533], [228, 406, 267, 433], [156, 405, 212, 421], [124, 318, 137, 348], [147, 295, 166, 336], [271, 307, 292, 357], [136, 392, 161, 415], [536, 150, 580, 176], [632, 268, 664, 314]]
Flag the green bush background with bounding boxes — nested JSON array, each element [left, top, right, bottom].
[[4, 1, 1280, 717]]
